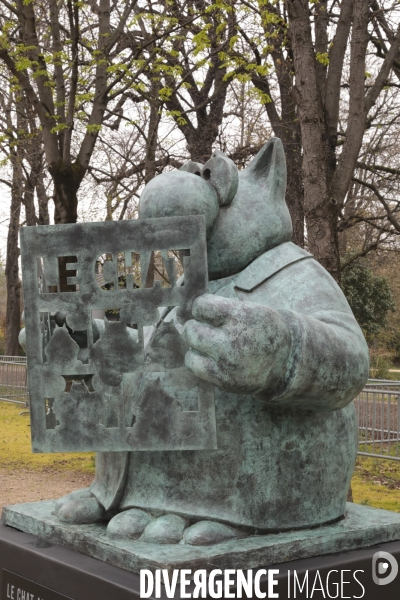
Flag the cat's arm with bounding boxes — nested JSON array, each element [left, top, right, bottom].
[[184, 262, 369, 412]]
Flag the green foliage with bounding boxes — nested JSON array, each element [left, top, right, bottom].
[[86, 124, 102, 134], [50, 123, 70, 134], [250, 86, 271, 105], [192, 28, 211, 56], [165, 110, 187, 125], [341, 257, 395, 343], [383, 330, 400, 357], [158, 86, 173, 101], [316, 52, 329, 66], [369, 355, 393, 379]]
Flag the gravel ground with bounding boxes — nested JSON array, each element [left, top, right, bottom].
[[0, 469, 94, 514]]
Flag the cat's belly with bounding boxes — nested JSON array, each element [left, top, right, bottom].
[[119, 390, 357, 530]]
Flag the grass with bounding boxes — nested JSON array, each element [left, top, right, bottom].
[[352, 455, 400, 512], [1, 401, 400, 512], [0, 401, 95, 473]]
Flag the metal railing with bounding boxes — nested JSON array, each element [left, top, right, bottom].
[[0, 355, 29, 407], [355, 380, 400, 461], [365, 378, 400, 391], [0, 355, 27, 364], [0, 355, 398, 456]]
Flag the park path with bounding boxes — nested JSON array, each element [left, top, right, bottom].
[[0, 469, 94, 513]]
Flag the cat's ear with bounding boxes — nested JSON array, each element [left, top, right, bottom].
[[244, 138, 286, 198], [206, 137, 292, 279]]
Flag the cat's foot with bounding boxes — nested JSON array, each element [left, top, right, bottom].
[[141, 514, 187, 544], [107, 508, 152, 540], [106, 508, 246, 545], [183, 520, 246, 546], [107, 510, 186, 544], [54, 488, 107, 524]]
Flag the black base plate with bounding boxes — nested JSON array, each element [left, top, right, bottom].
[[1, 521, 400, 599]]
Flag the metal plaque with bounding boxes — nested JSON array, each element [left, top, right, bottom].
[[1, 570, 73, 600], [20, 215, 216, 453]]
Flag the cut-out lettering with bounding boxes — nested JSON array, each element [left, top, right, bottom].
[[40, 256, 79, 293], [142, 249, 188, 288], [45, 398, 59, 429], [20, 216, 215, 452]]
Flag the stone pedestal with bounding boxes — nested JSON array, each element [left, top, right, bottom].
[[1, 519, 400, 599], [3, 501, 400, 575]]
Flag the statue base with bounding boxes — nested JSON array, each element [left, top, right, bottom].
[[2, 501, 400, 575], [2, 514, 400, 600]]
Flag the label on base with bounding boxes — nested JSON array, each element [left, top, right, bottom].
[[1, 570, 73, 600]]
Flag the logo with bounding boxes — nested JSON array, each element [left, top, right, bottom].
[[372, 551, 398, 585]]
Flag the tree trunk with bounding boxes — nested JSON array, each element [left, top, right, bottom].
[[143, 89, 161, 287], [286, 0, 341, 281], [35, 169, 49, 225], [305, 201, 340, 281], [23, 183, 36, 227], [6, 162, 22, 356], [167, 64, 229, 164], [285, 143, 305, 247], [186, 126, 218, 164], [50, 162, 85, 224], [186, 81, 228, 163], [145, 81, 161, 184]]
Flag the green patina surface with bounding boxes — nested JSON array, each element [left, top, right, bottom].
[[4, 501, 400, 576], [16, 139, 376, 553], [20, 215, 217, 454]]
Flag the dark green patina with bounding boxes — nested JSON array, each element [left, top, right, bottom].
[[19, 215, 216, 453], [4, 501, 400, 577]]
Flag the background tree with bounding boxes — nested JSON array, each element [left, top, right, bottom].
[[2, 0, 400, 353], [285, 0, 400, 281], [0, 0, 186, 223], [0, 81, 48, 354], [342, 256, 395, 344]]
